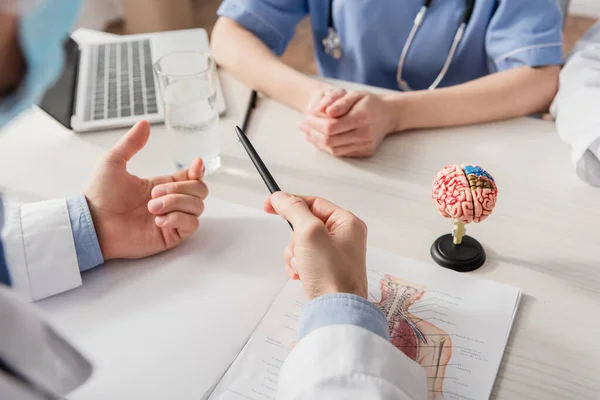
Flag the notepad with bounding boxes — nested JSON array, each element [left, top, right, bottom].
[[205, 247, 521, 400]]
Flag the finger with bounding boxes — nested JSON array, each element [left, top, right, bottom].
[[302, 127, 364, 158], [148, 194, 205, 216], [155, 212, 200, 234], [269, 194, 343, 227], [325, 92, 366, 118], [326, 130, 366, 148], [264, 195, 276, 214], [300, 123, 329, 153], [285, 264, 300, 280], [302, 124, 365, 149], [329, 143, 370, 157], [188, 158, 205, 181], [171, 158, 205, 182], [107, 120, 150, 164], [345, 149, 374, 158], [150, 158, 205, 186], [304, 114, 357, 136], [291, 196, 341, 224], [284, 244, 300, 280], [151, 180, 209, 200], [313, 88, 346, 115], [284, 245, 294, 270], [307, 87, 345, 115], [269, 192, 324, 233], [303, 128, 370, 157]]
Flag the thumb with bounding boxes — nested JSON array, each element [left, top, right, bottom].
[[325, 92, 364, 118], [313, 89, 346, 115], [270, 192, 321, 231], [108, 120, 150, 164]]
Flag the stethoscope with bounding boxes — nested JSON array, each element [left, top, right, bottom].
[[322, 0, 476, 91]]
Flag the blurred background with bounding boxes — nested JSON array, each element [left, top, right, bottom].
[[78, 0, 598, 75]]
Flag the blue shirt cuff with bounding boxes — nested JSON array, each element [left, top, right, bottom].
[[493, 43, 564, 72], [298, 293, 390, 342], [66, 195, 104, 272]]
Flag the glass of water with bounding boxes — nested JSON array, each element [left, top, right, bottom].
[[153, 52, 220, 174]]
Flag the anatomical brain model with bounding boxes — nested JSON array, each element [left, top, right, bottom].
[[430, 165, 498, 272]]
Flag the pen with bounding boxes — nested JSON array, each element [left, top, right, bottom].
[[235, 125, 293, 230], [241, 90, 258, 132]]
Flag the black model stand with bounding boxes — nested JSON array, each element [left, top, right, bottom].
[[430, 234, 486, 272]]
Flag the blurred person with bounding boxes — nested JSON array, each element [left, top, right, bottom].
[[212, 0, 563, 157], [551, 22, 600, 186]]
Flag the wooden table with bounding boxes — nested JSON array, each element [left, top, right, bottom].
[[0, 71, 598, 399]]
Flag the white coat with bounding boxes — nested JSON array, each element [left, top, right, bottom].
[[0, 197, 427, 399], [551, 23, 600, 186], [2, 198, 82, 301]]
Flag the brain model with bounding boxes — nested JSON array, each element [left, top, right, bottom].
[[432, 165, 498, 224]]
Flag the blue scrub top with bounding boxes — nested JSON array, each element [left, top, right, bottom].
[[217, 0, 564, 91]]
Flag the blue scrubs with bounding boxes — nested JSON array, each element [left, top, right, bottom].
[[217, 0, 564, 91]]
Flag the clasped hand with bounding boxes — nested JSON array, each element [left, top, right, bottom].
[[300, 88, 397, 157]]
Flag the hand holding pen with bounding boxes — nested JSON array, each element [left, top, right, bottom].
[[235, 126, 369, 300]]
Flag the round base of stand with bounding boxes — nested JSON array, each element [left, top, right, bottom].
[[430, 234, 486, 272]]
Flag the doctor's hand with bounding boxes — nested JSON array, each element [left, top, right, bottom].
[[84, 121, 208, 261], [264, 192, 368, 300], [301, 91, 397, 157]]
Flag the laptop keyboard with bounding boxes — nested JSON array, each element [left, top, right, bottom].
[[84, 39, 158, 122]]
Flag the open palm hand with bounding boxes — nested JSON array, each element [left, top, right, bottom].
[[84, 121, 208, 260]]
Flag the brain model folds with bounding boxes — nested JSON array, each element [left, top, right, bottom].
[[432, 164, 498, 225]]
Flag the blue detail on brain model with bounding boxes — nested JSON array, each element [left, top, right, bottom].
[[463, 165, 495, 182]]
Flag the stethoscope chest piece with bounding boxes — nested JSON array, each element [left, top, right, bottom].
[[322, 27, 342, 59]]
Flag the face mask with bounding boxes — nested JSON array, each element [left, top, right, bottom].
[[0, 0, 85, 128]]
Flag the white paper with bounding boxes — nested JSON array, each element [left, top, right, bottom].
[[209, 248, 521, 400], [38, 198, 291, 400]]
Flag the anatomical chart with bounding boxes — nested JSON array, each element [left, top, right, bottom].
[[208, 249, 521, 400], [374, 274, 453, 400]]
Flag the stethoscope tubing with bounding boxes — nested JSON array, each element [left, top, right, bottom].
[[325, 0, 476, 91]]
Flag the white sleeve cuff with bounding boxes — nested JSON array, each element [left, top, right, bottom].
[[5, 199, 81, 301]]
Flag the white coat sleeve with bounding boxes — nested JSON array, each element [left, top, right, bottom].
[[0, 286, 92, 398], [278, 325, 428, 400], [1, 199, 81, 301], [550, 23, 600, 186]]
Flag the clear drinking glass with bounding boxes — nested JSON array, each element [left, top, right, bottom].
[[154, 52, 220, 174]]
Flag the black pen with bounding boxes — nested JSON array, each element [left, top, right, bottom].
[[235, 125, 293, 230], [241, 90, 258, 132]]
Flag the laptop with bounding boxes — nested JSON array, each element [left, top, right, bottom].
[[38, 28, 227, 133]]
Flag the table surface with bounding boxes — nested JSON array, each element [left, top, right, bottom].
[[1, 71, 599, 400]]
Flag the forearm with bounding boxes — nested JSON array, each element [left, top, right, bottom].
[[389, 66, 560, 132], [211, 17, 326, 112]]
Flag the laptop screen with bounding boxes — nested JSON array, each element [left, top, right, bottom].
[[38, 37, 80, 129]]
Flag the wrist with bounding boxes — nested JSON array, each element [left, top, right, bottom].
[[66, 195, 105, 271], [85, 200, 117, 261], [383, 91, 424, 132], [314, 282, 368, 300]]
